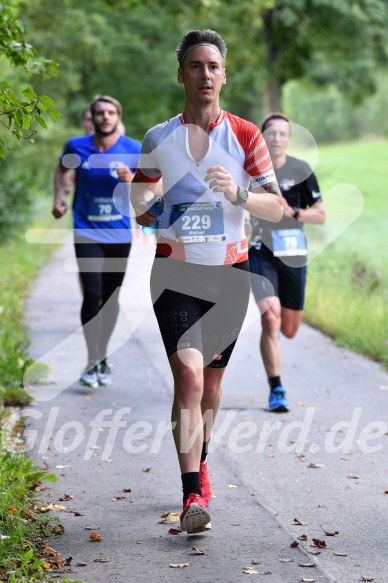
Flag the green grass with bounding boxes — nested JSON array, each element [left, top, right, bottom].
[[303, 139, 388, 366], [0, 198, 60, 406], [0, 199, 83, 583]]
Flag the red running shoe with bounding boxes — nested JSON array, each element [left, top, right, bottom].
[[180, 493, 211, 534], [200, 459, 212, 506]]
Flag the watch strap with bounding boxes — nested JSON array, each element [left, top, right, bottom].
[[231, 186, 249, 206]]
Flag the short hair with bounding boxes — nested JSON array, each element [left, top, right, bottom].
[[176, 29, 227, 68], [261, 112, 290, 133], [89, 94, 122, 117]]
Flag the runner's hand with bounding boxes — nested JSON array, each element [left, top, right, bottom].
[[134, 201, 159, 226], [204, 165, 238, 203], [282, 197, 295, 217], [116, 161, 134, 183], [52, 198, 68, 219]]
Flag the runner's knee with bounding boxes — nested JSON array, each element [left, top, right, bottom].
[[261, 308, 280, 336], [280, 320, 299, 339]]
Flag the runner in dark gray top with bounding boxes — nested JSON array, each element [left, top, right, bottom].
[[248, 113, 326, 412]]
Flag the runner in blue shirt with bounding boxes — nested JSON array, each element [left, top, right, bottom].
[[53, 95, 141, 388]]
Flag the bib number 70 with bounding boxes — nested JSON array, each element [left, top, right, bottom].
[[98, 203, 112, 215], [283, 236, 298, 249]]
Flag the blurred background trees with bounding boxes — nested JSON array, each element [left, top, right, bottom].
[[1, 0, 388, 241]]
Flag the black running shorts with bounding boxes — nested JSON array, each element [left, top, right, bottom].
[[249, 247, 306, 311], [150, 255, 250, 368]]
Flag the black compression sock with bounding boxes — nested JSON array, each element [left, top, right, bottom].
[[200, 440, 209, 463], [181, 472, 202, 501], [269, 376, 282, 391]]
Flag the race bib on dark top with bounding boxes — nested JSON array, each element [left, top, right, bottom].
[[87, 196, 123, 222], [170, 201, 225, 243], [271, 228, 307, 257]]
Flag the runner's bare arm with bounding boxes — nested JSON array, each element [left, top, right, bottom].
[[205, 166, 283, 222], [283, 199, 326, 224], [52, 163, 70, 219]]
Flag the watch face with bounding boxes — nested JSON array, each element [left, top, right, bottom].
[[239, 187, 249, 202]]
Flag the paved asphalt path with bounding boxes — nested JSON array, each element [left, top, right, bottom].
[[21, 228, 388, 583]]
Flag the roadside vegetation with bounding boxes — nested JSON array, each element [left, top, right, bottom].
[[304, 140, 388, 367], [0, 137, 83, 582]]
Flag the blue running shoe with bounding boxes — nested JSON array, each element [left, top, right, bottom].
[[268, 387, 289, 412]]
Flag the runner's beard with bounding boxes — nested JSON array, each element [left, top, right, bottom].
[[94, 124, 118, 137]]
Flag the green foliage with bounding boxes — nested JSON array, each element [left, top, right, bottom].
[[0, 1, 60, 157], [0, 122, 65, 243], [0, 451, 57, 583], [0, 197, 60, 406], [304, 140, 388, 367], [258, 0, 388, 110]]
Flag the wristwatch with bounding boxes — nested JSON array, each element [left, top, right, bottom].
[[292, 206, 300, 219], [231, 186, 249, 206]]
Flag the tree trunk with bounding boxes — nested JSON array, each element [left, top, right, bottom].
[[263, 76, 282, 115], [262, 7, 284, 116]]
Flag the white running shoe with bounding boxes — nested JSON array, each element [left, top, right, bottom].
[[80, 362, 99, 389], [97, 359, 112, 386]]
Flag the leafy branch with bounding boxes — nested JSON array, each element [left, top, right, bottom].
[[0, 2, 60, 158]]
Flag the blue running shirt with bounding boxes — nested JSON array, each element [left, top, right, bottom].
[[61, 134, 141, 243]]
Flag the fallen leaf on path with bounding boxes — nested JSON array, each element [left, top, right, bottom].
[[160, 512, 180, 523], [191, 547, 206, 555], [74, 511, 85, 516], [38, 503, 67, 512], [123, 488, 132, 492], [170, 563, 188, 568], [243, 566, 258, 574], [279, 558, 294, 563], [76, 562, 87, 567], [143, 467, 152, 472], [384, 490, 388, 494], [300, 578, 316, 582], [94, 558, 111, 562], [43, 546, 58, 555], [168, 528, 182, 535], [85, 526, 101, 530], [294, 518, 309, 526], [333, 552, 347, 556], [59, 493, 74, 501], [309, 551, 321, 556], [298, 535, 308, 541], [89, 533, 102, 541], [251, 560, 261, 564], [347, 474, 360, 479], [320, 526, 339, 536], [291, 541, 300, 548], [299, 562, 316, 568], [307, 463, 325, 469], [55, 465, 70, 469], [312, 539, 326, 548], [112, 496, 126, 500], [361, 577, 374, 582], [41, 563, 51, 569]]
